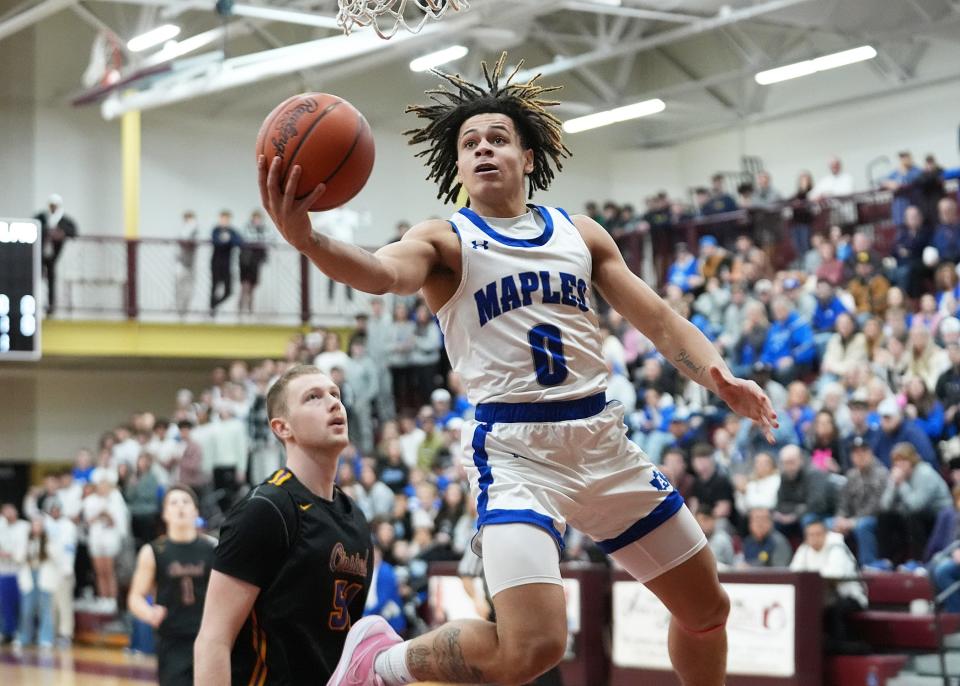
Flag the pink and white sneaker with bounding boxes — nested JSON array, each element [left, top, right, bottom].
[[326, 615, 402, 686]]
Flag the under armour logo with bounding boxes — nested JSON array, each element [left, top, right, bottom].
[[649, 470, 671, 492], [471, 240, 489, 250]]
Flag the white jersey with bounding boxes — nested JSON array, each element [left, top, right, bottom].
[[437, 205, 607, 405]]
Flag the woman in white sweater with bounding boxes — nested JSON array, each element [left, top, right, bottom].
[[734, 451, 782, 518]]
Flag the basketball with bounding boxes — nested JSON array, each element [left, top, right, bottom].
[[255, 93, 375, 211]]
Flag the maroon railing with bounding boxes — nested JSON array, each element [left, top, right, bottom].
[[615, 189, 901, 287]]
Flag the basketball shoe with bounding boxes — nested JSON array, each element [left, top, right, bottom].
[[327, 615, 402, 686]]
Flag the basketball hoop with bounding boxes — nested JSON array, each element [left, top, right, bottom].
[[337, 0, 470, 39]]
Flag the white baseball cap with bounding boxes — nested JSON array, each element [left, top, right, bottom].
[[877, 397, 901, 418]]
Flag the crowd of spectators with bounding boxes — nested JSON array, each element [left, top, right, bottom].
[[3, 149, 960, 653]]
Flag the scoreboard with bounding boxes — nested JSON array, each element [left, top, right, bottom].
[[0, 218, 41, 361]]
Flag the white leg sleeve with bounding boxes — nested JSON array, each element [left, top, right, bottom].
[[609, 505, 707, 584], [481, 523, 563, 598]]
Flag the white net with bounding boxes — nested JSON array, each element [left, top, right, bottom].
[[337, 0, 470, 39]]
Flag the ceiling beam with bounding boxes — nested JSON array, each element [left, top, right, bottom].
[[560, 1, 699, 23], [0, 0, 74, 43], [70, 2, 126, 52], [515, 0, 819, 82], [538, 32, 619, 104], [904, 0, 934, 22], [656, 47, 737, 113]]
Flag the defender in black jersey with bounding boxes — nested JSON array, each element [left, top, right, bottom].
[[129, 485, 215, 686], [195, 365, 373, 685]]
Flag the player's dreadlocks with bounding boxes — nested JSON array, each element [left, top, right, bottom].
[[405, 51, 571, 204]]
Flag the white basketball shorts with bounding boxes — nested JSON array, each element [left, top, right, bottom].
[[463, 392, 693, 557]]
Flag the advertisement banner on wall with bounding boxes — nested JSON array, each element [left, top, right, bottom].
[[612, 581, 796, 677]]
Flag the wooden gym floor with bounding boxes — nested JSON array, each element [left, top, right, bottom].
[[0, 645, 157, 686], [0, 644, 451, 685]]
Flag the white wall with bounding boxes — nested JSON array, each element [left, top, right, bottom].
[[0, 364, 214, 462], [0, 29, 36, 219]]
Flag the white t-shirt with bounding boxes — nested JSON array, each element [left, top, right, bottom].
[[811, 172, 854, 198], [57, 482, 84, 521], [789, 532, 867, 606], [0, 519, 29, 576]]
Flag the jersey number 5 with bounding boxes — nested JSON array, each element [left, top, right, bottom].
[[328, 579, 363, 631], [528, 324, 569, 386]]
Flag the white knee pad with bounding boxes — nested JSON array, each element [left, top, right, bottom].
[[481, 523, 563, 598]]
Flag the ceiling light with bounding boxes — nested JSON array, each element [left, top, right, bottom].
[[409, 45, 468, 72], [127, 24, 181, 52], [755, 45, 877, 85], [562, 98, 665, 133], [146, 29, 221, 65], [231, 5, 340, 29]]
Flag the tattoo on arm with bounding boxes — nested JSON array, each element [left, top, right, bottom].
[[407, 645, 431, 674], [675, 349, 705, 378], [431, 627, 486, 682]]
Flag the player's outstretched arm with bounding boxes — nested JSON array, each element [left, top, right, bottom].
[[577, 215, 778, 441], [194, 570, 260, 686], [128, 544, 166, 628], [258, 155, 444, 295]]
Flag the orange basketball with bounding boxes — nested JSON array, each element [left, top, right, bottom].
[[256, 93, 375, 211]]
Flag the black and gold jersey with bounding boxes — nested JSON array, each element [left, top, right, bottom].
[[213, 468, 372, 685], [150, 534, 216, 639]]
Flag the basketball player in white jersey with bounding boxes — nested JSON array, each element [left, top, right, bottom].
[[258, 53, 778, 686]]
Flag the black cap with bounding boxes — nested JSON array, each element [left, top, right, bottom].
[[752, 361, 773, 375], [850, 436, 870, 450]]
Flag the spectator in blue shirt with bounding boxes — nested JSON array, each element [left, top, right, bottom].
[[844, 391, 882, 456], [666, 242, 702, 293], [882, 151, 923, 226], [933, 197, 960, 264], [761, 296, 816, 384], [364, 544, 407, 633], [812, 279, 850, 356], [873, 397, 938, 469], [904, 375, 945, 444], [703, 173, 739, 215]]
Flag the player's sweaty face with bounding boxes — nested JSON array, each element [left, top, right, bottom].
[[456, 113, 533, 199], [285, 373, 349, 449]]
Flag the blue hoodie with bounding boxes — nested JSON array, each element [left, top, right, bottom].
[[812, 296, 849, 334], [761, 311, 816, 367]]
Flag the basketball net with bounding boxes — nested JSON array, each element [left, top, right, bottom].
[[82, 31, 125, 89], [337, 0, 470, 39]]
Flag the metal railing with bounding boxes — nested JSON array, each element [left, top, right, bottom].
[[52, 237, 376, 326]]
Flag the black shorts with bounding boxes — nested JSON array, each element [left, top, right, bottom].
[[239, 261, 261, 285], [239, 249, 265, 285], [157, 634, 195, 686]]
